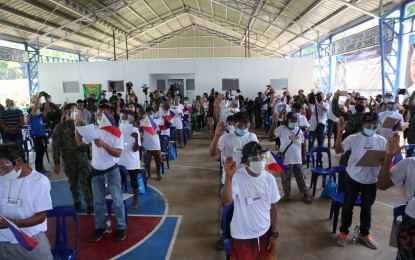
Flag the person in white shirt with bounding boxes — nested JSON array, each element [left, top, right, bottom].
[[327, 96, 339, 149], [335, 112, 386, 249], [378, 133, 415, 259], [75, 103, 126, 242], [209, 112, 258, 184], [273, 112, 311, 204], [375, 92, 405, 114], [377, 102, 404, 139], [118, 110, 141, 212], [141, 107, 163, 181], [221, 141, 280, 259], [308, 92, 329, 149], [0, 143, 52, 260], [171, 97, 184, 148]]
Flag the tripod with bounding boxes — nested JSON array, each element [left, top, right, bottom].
[[143, 92, 149, 111]]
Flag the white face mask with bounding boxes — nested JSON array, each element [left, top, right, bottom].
[[184, 101, 189, 105], [120, 120, 129, 124], [249, 161, 266, 174], [35, 109, 41, 116], [1, 167, 22, 181], [97, 119, 102, 126], [70, 111, 78, 120]]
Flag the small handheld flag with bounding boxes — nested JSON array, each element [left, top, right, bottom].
[[159, 118, 171, 131], [0, 216, 38, 251], [100, 112, 122, 138], [392, 119, 401, 131], [139, 115, 157, 135], [165, 110, 175, 121], [265, 151, 287, 173]]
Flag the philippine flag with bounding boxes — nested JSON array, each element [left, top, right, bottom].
[[392, 119, 401, 131], [183, 105, 192, 113], [159, 118, 171, 131], [0, 215, 38, 251], [265, 151, 287, 173], [391, 151, 403, 167], [166, 110, 175, 121], [140, 116, 157, 135], [100, 112, 122, 138]]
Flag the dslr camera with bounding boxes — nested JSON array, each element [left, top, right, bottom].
[[141, 84, 149, 95], [126, 81, 133, 94]]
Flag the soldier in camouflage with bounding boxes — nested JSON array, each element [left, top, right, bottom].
[[332, 91, 367, 166], [52, 103, 94, 214]]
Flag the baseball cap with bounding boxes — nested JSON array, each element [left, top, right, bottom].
[[120, 109, 135, 117], [242, 141, 269, 159], [76, 99, 84, 104], [361, 112, 378, 123]]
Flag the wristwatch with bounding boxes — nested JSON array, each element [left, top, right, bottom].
[[271, 231, 279, 238]]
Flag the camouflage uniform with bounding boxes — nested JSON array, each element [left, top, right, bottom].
[[52, 120, 93, 206], [331, 98, 364, 166], [407, 91, 415, 144]]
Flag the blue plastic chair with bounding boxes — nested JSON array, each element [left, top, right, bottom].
[[159, 135, 171, 173], [222, 203, 234, 260], [118, 164, 147, 194], [405, 144, 415, 158], [309, 146, 332, 196], [328, 166, 361, 233], [305, 134, 315, 169], [393, 204, 406, 253], [47, 206, 78, 260]]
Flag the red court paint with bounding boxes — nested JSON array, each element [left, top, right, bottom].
[[46, 215, 162, 259]]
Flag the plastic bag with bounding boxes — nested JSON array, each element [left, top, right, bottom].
[[321, 180, 337, 198]]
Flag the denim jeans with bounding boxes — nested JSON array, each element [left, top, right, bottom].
[[308, 123, 326, 151], [91, 167, 126, 230], [32, 136, 46, 171]]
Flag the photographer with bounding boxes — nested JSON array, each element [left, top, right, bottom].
[[308, 92, 329, 150]]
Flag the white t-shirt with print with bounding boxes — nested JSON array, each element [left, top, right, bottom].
[[378, 111, 403, 139], [274, 125, 303, 165], [342, 133, 387, 184], [155, 110, 171, 136], [390, 157, 415, 219], [230, 168, 280, 239], [309, 102, 329, 131], [218, 131, 258, 184], [84, 128, 124, 171], [171, 105, 184, 129], [118, 126, 141, 170], [142, 118, 161, 151], [0, 171, 52, 243]]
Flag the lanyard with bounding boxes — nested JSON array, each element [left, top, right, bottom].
[[8, 177, 25, 200]]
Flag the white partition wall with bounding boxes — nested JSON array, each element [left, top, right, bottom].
[[39, 58, 314, 105]]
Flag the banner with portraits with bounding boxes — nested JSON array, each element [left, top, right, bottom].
[[83, 84, 101, 99]]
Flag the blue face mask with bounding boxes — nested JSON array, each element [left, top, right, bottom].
[[235, 128, 248, 136], [226, 125, 235, 132], [288, 122, 298, 129], [363, 128, 376, 137]]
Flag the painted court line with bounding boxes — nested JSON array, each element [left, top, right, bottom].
[[109, 185, 170, 260], [274, 177, 395, 209], [165, 215, 182, 260]]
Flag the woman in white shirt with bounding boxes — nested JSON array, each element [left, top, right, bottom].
[[273, 112, 311, 204], [171, 97, 184, 148]]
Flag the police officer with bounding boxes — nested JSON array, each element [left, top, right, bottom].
[[52, 103, 94, 214]]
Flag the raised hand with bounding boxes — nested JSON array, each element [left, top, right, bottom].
[[333, 91, 340, 99], [338, 116, 346, 132], [223, 156, 236, 178], [215, 121, 226, 136], [386, 133, 405, 157]]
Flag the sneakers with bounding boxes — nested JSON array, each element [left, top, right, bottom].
[[92, 228, 107, 242], [359, 233, 378, 249], [116, 229, 126, 242], [87, 205, 94, 215], [337, 232, 347, 246], [303, 193, 312, 204]]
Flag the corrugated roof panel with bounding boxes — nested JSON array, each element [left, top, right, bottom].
[[159, 48, 177, 58], [177, 36, 195, 47], [195, 36, 214, 47], [195, 47, 213, 58], [199, 0, 214, 15], [215, 47, 232, 57], [177, 47, 194, 58]]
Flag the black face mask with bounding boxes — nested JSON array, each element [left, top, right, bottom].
[[355, 104, 364, 113]]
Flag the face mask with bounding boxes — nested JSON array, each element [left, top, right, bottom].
[[160, 94, 164, 97], [295, 113, 301, 118], [1, 167, 22, 181], [101, 96, 105, 99], [128, 99, 134, 104], [35, 109, 41, 116], [387, 110, 394, 115], [149, 115, 154, 119], [120, 120, 129, 124], [70, 111, 78, 120], [226, 125, 235, 132], [175, 91, 179, 95], [235, 128, 248, 136], [9, 106, 15, 110], [363, 128, 376, 137], [249, 161, 266, 174], [288, 122, 298, 129], [355, 104, 364, 113], [184, 101, 189, 105], [384, 98, 392, 103]]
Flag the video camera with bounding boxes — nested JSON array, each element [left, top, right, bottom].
[[126, 81, 133, 95], [141, 84, 149, 96]]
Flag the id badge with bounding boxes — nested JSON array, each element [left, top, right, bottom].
[[246, 194, 264, 205], [1, 198, 22, 207]]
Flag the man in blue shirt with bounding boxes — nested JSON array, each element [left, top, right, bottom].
[[29, 92, 48, 174], [0, 100, 24, 147]]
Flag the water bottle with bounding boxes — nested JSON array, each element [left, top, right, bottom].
[[352, 225, 359, 243], [106, 218, 112, 234]]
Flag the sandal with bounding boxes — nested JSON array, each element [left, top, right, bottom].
[[128, 204, 139, 212], [216, 236, 224, 250]]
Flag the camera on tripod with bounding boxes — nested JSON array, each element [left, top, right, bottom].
[[141, 84, 149, 95], [126, 81, 133, 95]]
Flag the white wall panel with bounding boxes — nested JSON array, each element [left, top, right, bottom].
[[39, 58, 315, 105]]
